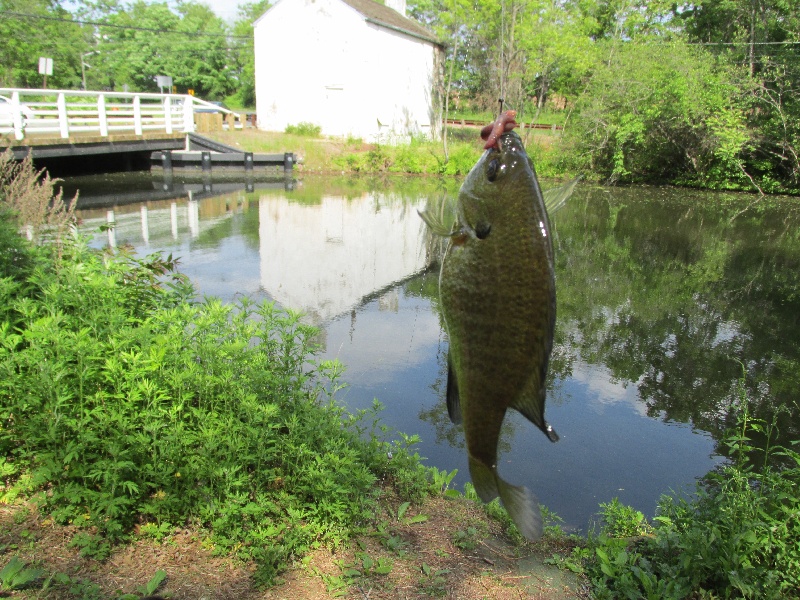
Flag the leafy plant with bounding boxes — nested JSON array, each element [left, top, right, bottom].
[[118, 569, 167, 599], [0, 556, 43, 591], [396, 501, 428, 525], [567, 391, 800, 600], [597, 497, 652, 538], [419, 562, 450, 597], [452, 526, 480, 551], [285, 122, 322, 136], [0, 235, 439, 586]]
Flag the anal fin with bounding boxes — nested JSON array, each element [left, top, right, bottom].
[[511, 387, 559, 443]]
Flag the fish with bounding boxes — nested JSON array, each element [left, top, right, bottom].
[[421, 122, 567, 541]]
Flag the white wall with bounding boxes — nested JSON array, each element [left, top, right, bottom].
[[254, 0, 438, 141]]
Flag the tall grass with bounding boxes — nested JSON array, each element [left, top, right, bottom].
[[0, 149, 75, 244]]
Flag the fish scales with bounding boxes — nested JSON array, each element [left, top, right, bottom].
[[436, 130, 558, 541]]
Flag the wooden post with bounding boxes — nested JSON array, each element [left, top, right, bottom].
[[133, 95, 142, 135], [244, 152, 253, 172], [283, 152, 293, 174], [98, 94, 108, 136], [10, 91, 23, 141], [163, 96, 173, 134], [57, 93, 69, 138], [161, 150, 173, 171], [201, 151, 211, 172]]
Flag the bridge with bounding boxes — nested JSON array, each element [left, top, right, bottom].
[[0, 88, 296, 173], [0, 88, 244, 160]]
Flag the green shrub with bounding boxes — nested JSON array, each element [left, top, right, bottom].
[[576, 401, 800, 600], [285, 122, 322, 136], [0, 238, 432, 585]]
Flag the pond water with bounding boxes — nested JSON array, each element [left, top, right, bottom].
[[66, 171, 800, 533]]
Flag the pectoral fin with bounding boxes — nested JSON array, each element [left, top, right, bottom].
[[419, 195, 458, 237], [542, 177, 580, 214], [446, 355, 462, 424], [419, 208, 456, 237]]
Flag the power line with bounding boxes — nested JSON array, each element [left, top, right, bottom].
[[0, 10, 252, 40], [697, 40, 800, 46]]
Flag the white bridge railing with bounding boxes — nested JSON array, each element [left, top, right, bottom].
[[0, 88, 242, 142]]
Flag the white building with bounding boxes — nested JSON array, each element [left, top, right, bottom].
[[253, 0, 444, 142]]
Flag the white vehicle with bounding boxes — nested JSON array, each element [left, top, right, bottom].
[[0, 95, 35, 130]]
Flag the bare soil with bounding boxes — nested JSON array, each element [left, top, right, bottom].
[[0, 495, 589, 599]]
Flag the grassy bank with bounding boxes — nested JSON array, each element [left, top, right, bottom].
[[206, 126, 571, 179]]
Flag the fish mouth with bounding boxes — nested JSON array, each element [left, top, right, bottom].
[[496, 130, 525, 155]]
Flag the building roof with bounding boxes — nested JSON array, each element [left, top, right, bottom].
[[340, 0, 443, 47]]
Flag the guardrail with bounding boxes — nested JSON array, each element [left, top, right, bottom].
[[445, 118, 563, 131], [0, 88, 243, 141]]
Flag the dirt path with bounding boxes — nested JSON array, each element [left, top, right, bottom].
[[0, 496, 588, 599]]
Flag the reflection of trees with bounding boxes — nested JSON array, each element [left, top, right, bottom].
[[553, 187, 800, 457]]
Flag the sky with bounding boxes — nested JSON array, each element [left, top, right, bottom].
[[196, 0, 245, 22]]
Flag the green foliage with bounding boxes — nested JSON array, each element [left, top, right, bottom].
[[597, 498, 652, 538], [285, 122, 322, 136], [452, 526, 480, 550], [418, 562, 450, 596], [0, 556, 43, 591], [566, 40, 753, 189], [561, 399, 800, 599], [332, 137, 480, 176], [117, 569, 167, 599], [0, 0, 84, 89], [0, 238, 435, 584], [0, 207, 35, 283]]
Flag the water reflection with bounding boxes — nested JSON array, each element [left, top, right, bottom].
[[72, 174, 800, 531], [257, 192, 435, 323]]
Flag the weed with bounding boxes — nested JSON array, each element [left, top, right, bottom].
[[418, 562, 450, 597], [0, 232, 438, 586], [117, 569, 167, 599], [69, 532, 113, 561], [285, 122, 322, 136], [560, 386, 800, 600], [0, 149, 76, 245], [452, 526, 480, 550], [43, 572, 103, 599], [597, 497, 652, 538], [0, 556, 43, 591], [138, 522, 173, 541], [396, 501, 428, 525]]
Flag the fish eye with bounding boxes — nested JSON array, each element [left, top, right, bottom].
[[486, 158, 500, 182], [475, 222, 491, 239]]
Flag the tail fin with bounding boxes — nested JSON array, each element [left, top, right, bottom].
[[468, 457, 544, 541]]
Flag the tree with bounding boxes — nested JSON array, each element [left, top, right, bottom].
[[231, 0, 271, 107], [565, 39, 754, 188], [89, 0, 235, 97], [0, 0, 86, 88]]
